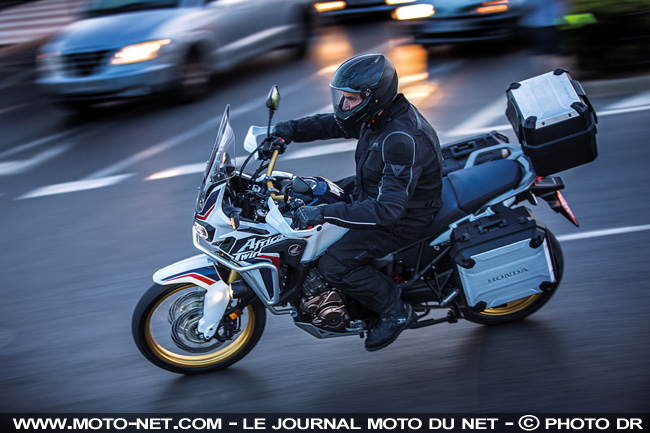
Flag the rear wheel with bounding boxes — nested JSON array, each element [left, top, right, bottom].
[[462, 231, 564, 325], [132, 283, 266, 374]]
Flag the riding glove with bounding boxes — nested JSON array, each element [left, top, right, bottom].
[[259, 136, 287, 159], [293, 206, 325, 229]]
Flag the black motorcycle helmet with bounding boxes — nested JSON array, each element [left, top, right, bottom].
[[330, 54, 398, 130]]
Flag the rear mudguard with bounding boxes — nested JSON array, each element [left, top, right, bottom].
[[153, 254, 231, 339]]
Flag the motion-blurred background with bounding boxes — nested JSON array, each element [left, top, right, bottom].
[[1, 0, 649, 413]]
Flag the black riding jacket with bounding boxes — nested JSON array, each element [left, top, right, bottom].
[[274, 94, 443, 240]]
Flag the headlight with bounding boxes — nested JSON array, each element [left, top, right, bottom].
[[110, 39, 171, 65], [475, 0, 509, 14], [385, 0, 416, 5], [314, 1, 346, 13], [392, 4, 434, 20]]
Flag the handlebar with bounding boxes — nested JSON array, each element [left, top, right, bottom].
[[266, 149, 285, 202]]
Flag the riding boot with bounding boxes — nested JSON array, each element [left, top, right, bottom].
[[364, 301, 416, 352]]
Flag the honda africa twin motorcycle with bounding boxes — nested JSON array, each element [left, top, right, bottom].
[[133, 72, 598, 374]]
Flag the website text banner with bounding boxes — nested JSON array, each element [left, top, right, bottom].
[[2, 414, 648, 433]]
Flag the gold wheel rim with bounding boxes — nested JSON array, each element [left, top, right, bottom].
[[481, 294, 540, 316], [145, 285, 255, 368]]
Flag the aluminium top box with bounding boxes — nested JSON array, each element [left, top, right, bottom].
[[506, 69, 598, 176]]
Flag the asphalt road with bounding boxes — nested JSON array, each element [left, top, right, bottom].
[[1, 21, 649, 413]]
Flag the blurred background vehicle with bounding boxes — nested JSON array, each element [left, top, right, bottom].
[[391, 0, 529, 48], [35, 0, 312, 110], [312, 0, 416, 22]]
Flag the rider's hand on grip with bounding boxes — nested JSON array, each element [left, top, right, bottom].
[[259, 136, 287, 159], [287, 196, 305, 211], [293, 206, 325, 230]]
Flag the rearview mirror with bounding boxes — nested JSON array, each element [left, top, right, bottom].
[[266, 86, 280, 111]]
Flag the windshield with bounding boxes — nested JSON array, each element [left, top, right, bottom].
[[196, 105, 235, 212], [83, 0, 180, 18]]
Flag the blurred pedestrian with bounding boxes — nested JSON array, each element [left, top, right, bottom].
[[521, 0, 569, 72], [270, 54, 443, 351]]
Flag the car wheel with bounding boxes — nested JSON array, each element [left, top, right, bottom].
[[291, 7, 312, 59], [175, 50, 211, 102], [56, 100, 96, 113]]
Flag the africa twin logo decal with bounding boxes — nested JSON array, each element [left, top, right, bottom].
[[232, 234, 284, 261]]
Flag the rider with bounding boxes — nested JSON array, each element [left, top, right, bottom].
[[270, 54, 443, 351]]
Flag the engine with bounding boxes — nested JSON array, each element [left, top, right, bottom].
[[299, 270, 349, 332]]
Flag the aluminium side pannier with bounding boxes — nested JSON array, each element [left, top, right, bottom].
[[450, 207, 556, 311]]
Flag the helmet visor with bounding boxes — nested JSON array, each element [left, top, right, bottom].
[[330, 88, 369, 121]]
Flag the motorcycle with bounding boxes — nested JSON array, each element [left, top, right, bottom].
[[133, 73, 597, 374]]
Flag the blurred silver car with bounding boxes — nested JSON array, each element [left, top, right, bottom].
[[391, 0, 527, 47], [36, 0, 312, 109]]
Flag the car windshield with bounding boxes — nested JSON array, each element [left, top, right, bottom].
[[196, 105, 236, 212], [83, 0, 180, 18]]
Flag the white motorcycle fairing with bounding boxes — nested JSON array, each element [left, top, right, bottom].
[[153, 255, 231, 339]]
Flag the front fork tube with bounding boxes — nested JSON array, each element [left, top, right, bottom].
[[199, 271, 242, 339]]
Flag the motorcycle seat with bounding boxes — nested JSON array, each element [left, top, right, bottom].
[[428, 159, 523, 236], [448, 158, 523, 213]]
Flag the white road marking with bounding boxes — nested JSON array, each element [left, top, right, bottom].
[[445, 97, 506, 137], [0, 128, 79, 159], [0, 144, 71, 175], [146, 163, 206, 180], [283, 140, 356, 161], [16, 174, 133, 199], [0, 102, 30, 114], [84, 120, 219, 180], [146, 141, 356, 180], [146, 156, 250, 180], [557, 224, 650, 242], [444, 123, 512, 137], [443, 98, 650, 138], [605, 90, 650, 110], [597, 104, 650, 117]]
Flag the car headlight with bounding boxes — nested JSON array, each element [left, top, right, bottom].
[[314, 1, 346, 13], [475, 0, 509, 14], [385, 0, 416, 5], [392, 4, 434, 20], [110, 39, 171, 65]]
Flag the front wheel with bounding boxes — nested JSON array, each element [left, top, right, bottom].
[[462, 230, 564, 326], [132, 283, 266, 374]]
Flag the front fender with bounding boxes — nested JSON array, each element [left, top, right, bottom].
[[153, 254, 220, 288], [153, 254, 231, 339]]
